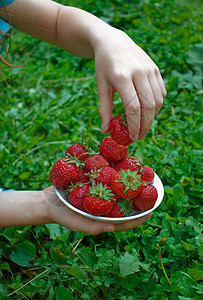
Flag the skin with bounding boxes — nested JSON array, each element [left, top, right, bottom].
[[0, 0, 166, 140], [0, 187, 153, 234], [0, 0, 162, 232]]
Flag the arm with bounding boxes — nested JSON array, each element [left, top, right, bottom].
[[0, 0, 166, 140], [0, 0, 108, 58], [0, 190, 50, 227], [0, 187, 152, 234]]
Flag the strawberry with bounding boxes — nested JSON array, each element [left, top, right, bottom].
[[108, 161, 117, 168], [111, 169, 143, 199], [99, 136, 128, 162], [84, 183, 116, 216], [84, 154, 109, 173], [73, 169, 89, 184], [114, 156, 141, 173], [133, 185, 158, 211], [65, 143, 89, 161], [109, 114, 133, 146], [104, 202, 125, 218], [89, 166, 117, 187], [141, 165, 155, 183], [115, 156, 155, 183], [131, 201, 140, 212], [49, 158, 80, 187], [69, 185, 90, 212]]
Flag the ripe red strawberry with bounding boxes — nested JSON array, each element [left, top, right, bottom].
[[89, 166, 117, 187], [114, 156, 141, 173], [115, 156, 155, 183], [84, 183, 116, 216], [84, 154, 109, 173], [49, 158, 80, 187], [141, 165, 155, 183], [133, 185, 158, 211], [105, 203, 125, 218], [108, 161, 117, 168], [99, 136, 128, 162], [111, 169, 143, 199], [131, 201, 140, 212], [73, 169, 89, 184], [109, 114, 133, 146], [69, 185, 90, 212], [65, 143, 89, 161]]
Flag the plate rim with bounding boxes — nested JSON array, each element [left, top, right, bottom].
[[53, 172, 164, 224]]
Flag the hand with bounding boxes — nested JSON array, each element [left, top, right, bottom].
[[93, 28, 167, 140], [44, 186, 152, 235]]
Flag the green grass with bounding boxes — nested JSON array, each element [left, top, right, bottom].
[[0, 0, 203, 299]]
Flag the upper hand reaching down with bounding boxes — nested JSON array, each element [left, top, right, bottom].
[[92, 28, 167, 140]]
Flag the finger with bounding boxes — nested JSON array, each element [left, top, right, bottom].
[[114, 212, 153, 232], [147, 72, 163, 116], [155, 69, 167, 98], [115, 80, 140, 141], [133, 76, 156, 140], [57, 208, 116, 235], [62, 211, 115, 235], [97, 80, 114, 134], [44, 186, 65, 207], [44, 187, 115, 235]]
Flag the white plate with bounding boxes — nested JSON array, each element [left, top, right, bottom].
[[53, 172, 164, 224]]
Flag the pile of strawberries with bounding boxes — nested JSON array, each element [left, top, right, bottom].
[[49, 115, 158, 218]]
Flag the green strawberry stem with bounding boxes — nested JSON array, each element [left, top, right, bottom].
[[65, 153, 84, 168], [89, 183, 116, 202], [116, 169, 142, 192], [117, 199, 133, 216], [118, 114, 128, 127]]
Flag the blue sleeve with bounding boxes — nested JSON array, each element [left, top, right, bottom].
[[0, 0, 16, 7], [0, 0, 15, 54]]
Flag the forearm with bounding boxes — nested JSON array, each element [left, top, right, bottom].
[[54, 6, 113, 58], [0, 0, 112, 58], [0, 191, 50, 227]]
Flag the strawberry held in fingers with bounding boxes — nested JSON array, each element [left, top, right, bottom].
[[49, 158, 80, 187], [99, 136, 128, 162], [109, 114, 133, 146], [133, 185, 158, 211], [111, 169, 143, 199], [84, 183, 116, 216]]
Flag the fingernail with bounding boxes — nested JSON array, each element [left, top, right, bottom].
[[130, 135, 138, 141], [138, 133, 146, 140], [102, 124, 108, 134], [104, 226, 114, 232]]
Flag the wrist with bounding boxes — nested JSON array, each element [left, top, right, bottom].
[[20, 191, 51, 225], [35, 191, 52, 224], [0, 190, 51, 228], [88, 23, 116, 51]]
